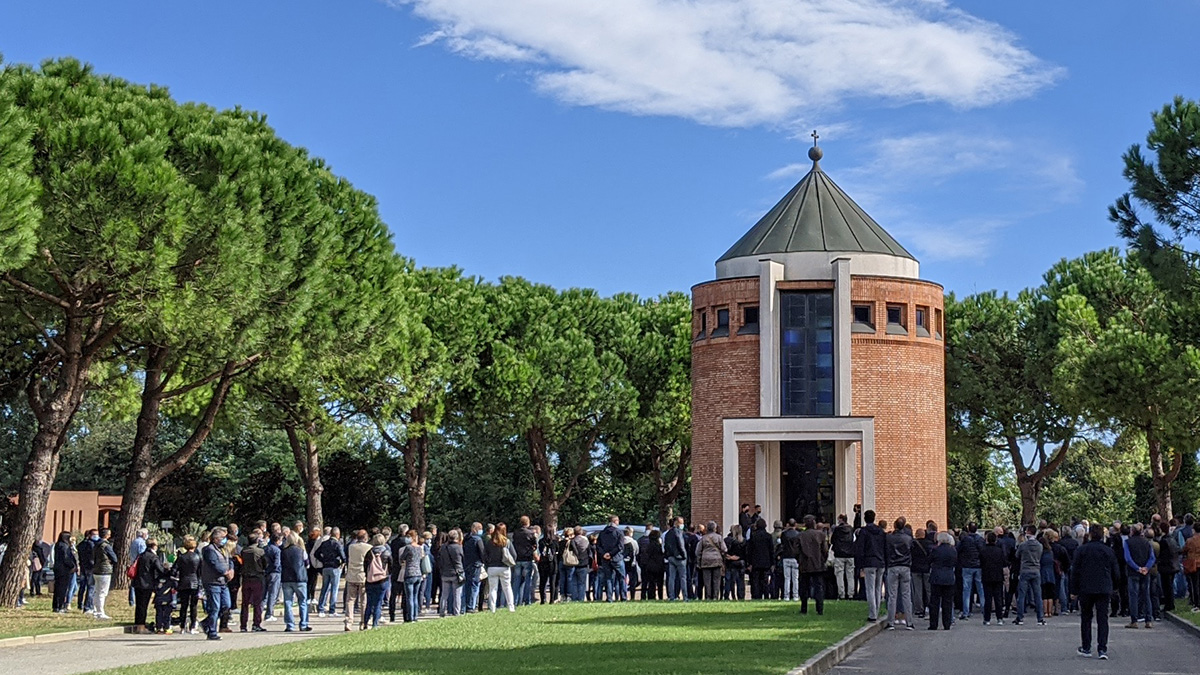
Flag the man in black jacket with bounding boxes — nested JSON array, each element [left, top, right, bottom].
[[957, 523, 984, 620], [979, 531, 1008, 625], [854, 510, 887, 622], [831, 515, 855, 600], [512, 516, 539, 607], [1073, 524, 1120, 659], [664, 517, 689, 601], [747, 520, 775, 600]]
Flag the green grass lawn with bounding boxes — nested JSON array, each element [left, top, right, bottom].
[[0, 592, 134, 639], [102, 600, 867, 674], [1172, 609, 1200, 628]]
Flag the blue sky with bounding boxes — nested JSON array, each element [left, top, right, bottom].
[[2, 1, 1198, 298]]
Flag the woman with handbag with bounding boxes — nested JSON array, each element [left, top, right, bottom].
[[484, 523, 516, 612], [397, 533, 426, 622], [437, 529, 465, 617]]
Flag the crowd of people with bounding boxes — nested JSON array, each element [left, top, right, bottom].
[[7, 504, 1200, 660]]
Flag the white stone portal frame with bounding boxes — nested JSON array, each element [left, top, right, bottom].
[[722, 416, 875, 533]]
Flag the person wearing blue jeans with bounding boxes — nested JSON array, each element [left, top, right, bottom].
[[405, 577, 422, 622], [570, 565, 589, 601], [957, 525, 985, 619], [199, 527, 233, 640], [314, 527, 345, 616], [282, 581, 310, 631], [514, 561, 536, 606], [664, 519, 689, 601], [320, 566, 342, 615], [280, 532, 312, 632], [1013, 526, 1045, 625], [1123, 524, 1156, 627], [462, 563, 482, 611]]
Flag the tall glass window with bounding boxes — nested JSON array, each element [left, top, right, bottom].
[[779, 291, 835, 415]]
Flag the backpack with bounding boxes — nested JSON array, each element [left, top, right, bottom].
[[1174, 528, 1186, 551], [365, 552, 387, 583]]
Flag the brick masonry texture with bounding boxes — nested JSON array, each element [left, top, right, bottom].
[[690, 273, 946, 531]]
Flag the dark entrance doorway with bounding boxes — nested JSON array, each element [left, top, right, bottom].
[[781, 441, 835, 525]]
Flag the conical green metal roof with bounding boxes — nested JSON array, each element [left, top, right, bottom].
[[718, 159, 915, 262]]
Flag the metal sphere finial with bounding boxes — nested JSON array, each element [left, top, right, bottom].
[[809, 129, 822, 163]]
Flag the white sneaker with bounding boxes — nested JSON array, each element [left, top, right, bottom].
[[265, 616, 277, 622], [318, 611, 326, 618], [98, 614, 112, 620], [331, 612, 341, 617]]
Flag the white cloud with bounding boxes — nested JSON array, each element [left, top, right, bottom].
[[392, 0, 1061, 127]]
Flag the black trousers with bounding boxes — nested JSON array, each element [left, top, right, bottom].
[[1161, 573, 1175, 612], [800, 571, 825, 614], [929, 583, 955, 630], [306, 567, 319, 601], [134, 588, 153, 627], [750, 569, 769, 599], [983, 581, 1004, 622], [388, 578, 403, 621], [52, 571, 73, 611], [177, 588, 199, 629], [1080, 593, 1110, 652], [538, 565, 558, 604], [642, 569, 663, 600]]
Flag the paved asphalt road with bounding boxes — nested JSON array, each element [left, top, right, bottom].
[[830, 612, 1200, 675]]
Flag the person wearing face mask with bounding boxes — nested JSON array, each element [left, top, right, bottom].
[[460, 523, 486, 613], [76, 529, 97, 613], [91, 528, 118, 620], [664, 517, 689, 601], [199, 527, 234, 640], [174, 535, 202, 633]]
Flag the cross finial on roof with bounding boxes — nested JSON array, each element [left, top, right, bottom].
[[808, 129, 823, 164], [811, 129, 819, 147]]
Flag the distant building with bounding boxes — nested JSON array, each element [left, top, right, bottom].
[[7, 490, 123, 543], [690, 140, 947, 532]]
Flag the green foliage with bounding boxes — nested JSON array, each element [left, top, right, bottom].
[[1039, 435, 1144, 526], [0, 65, 39, 272]]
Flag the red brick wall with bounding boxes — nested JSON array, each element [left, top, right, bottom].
[[691, 277, 759, 528], [850, 276, 947, 530]]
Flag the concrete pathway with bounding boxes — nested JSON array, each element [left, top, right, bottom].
[[830, 613, 1200, 675], [2, 610, 378, 674]]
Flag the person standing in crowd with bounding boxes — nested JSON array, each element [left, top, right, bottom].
[[664, 517, 689, 601], [280, 532, 312, 632], [748, 519, 774, 600], [127, 528, 147, 606], [511, 516, 538, 607], [684, 524, 701, 600], [597, 515, 626, 602], [1183, 521, 1200, 611], [460, 523, 486, 612], [91, 528, 117, 620], [957, 522, 984, 621], [262, 532, 283, 623], [798, 515, 829, 616], [200, 527, 233, 641], [1073, 523, 1119, 659], [316, 527, 344, 617], [363, 533, 392, 629], [1060, 525, 1080, 614], [483, 522, 516, 612], [854, 509, 887, 623], [343, 530, 371, 631], [29, 539, 46, 597], [131, 537, 165, 634], [76, 529, 97, 614], [696, 520, 727, 601], [438, 529, 465, 617], [980, 530, 1008, 625], [1039, 530, 1058, 620], [51, 531, 78, 613], [622, 527, 639, 600], [537, 529, 559, 604], [723, 525, 746, 601], [174, 535, 201, 633], [239, 529, 266, 632], [830, 514, 855, 601], [1014, 525, 1046, 626], [565, 526, 589, 602], [928, 531, 957, 630], [306, 527, 324, 607], [881, 517, 912, 629], [398, 531, 425, 622], [637, 528, 664, 600], [779, 519, 801, 601], [1122, 523, 1155, 629], [911, 527, 933, 619]]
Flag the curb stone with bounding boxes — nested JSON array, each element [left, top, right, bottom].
[[1165, 611, 1200, 640], [0, 625, 126, 648], [787, 620, 886, 675]]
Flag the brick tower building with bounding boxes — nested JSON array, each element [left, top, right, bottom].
[[691, 140, 946, 532]]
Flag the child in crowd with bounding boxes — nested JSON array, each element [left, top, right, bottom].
[[155, 572, 178, 634]]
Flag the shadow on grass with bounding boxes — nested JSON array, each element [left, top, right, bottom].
[[289, 639, 832, 674], [547, 607, 811, 629]]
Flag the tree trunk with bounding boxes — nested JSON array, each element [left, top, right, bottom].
[[1016, 475, 1040, 528], [0, 314, 92, 607], [0, 406, 76, 605], [656, 501, 675, 532], [113, 346, 167, 588], [526, 428, 561, 533], [112, 361, 237, 584], [285, 422, 324, 530], [651, 443, 690, 531], [403, 431, 429, 533], [1147, 428, 1182, 521]]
